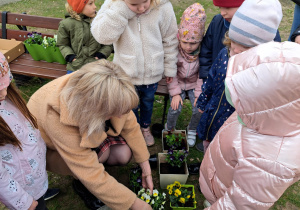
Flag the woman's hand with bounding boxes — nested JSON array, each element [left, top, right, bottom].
[[28, 200, 38, 210], [130, 197, 152, 210], [139, 160, 153, 194], [171, 95, 183, 110]]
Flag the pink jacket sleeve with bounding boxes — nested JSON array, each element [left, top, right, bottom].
[[167, 75, 182, 97], [0, 159, 33, 210], [207, 157, 297, 210]]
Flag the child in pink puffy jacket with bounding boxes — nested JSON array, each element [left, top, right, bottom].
[[165, 3, 206, 147]]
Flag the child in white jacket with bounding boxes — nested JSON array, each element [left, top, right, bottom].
[[0, 53, 48, 210], [91, 0, 178, 146]]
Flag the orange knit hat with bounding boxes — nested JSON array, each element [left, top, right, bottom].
[[67, 0, 88, 14]]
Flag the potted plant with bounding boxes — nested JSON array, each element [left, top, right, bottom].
[[137, 188, 167, 210], [167, 181, 197, 210], [162, 130, 188, 153], [24, 32, 66, 64], [129, 166, 143, 194], [158, 149, 189, 189]]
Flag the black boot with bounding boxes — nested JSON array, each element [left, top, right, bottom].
[[187, 162, 201, 175], [149, 154, 158, 169], [72, 179, 105, 210]]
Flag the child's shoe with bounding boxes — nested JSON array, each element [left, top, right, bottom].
[[196, 142, 204, 152], [203, 199, 211, 208], [163, 123, 175, 132], [44, 188, 60, 201], [187, 125, 197, 147], [141, 127, 155, 146], [163, 123, 170, 132]]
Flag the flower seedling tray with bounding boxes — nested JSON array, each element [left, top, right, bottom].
[[170, 185, 196, 210], [162, 130, 188, 153]]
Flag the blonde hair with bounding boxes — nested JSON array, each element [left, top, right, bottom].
[[60, 59, 139, 137], [65, 2, 81, 21], [223, 31, 231, 48]]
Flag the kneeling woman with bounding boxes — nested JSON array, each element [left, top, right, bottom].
[[27, 60, 153, 210]]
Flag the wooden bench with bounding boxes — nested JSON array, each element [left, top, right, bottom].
[[0, 11, 170, 124]]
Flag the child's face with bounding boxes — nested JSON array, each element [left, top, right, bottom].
[[230, 40, 250, 56], [124, 0, 151, 14], [219, 7, 239, 22], [82, 0, 97, 18], [180, 41, 200, 54], [0, 87, 8, 101]]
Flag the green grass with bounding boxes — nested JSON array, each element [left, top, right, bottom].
[[1, 0, 299, 209]]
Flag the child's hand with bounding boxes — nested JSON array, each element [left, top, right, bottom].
[[72, 58, 76, 62], [171, 95, 183, 110], [198, 108, 204, 113], [295, 35, 300, 44], [166, 77, 173, 83], [28, 200, 38, 210], [194, 98, 198, 107]]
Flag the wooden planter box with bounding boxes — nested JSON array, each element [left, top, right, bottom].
[[158, 153, 189, 189], [162, 130, 188, 153], [170, 185, 196, 210]]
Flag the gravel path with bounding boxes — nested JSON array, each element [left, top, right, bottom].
[[0, 0, 22, 7]]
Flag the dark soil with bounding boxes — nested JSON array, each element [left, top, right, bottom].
[[160, 162, 185, 174]]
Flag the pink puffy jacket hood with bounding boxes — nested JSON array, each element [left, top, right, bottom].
[[199, 41, 300, 209], [226, 41, 300, 137]]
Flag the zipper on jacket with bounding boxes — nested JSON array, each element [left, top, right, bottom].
[[205, 90, 225, 140], [137, 17, 141, 32], [184, 63, 191, 90]]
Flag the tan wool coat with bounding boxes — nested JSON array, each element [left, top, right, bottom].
[[27, 74, 150, 210]]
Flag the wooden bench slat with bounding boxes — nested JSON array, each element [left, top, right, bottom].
[[6, 13, 61, 29], [12, 54, 66, 70], [10, 63, 66, 79], [0, 29, 55, 41]]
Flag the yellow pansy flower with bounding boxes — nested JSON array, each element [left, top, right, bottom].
[[174, 181, 181, 188], [187, 195, 191, 199], [175, 189, 181, 196], [179, 197, 185, 204]]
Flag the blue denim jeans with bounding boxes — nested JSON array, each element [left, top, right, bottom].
[[289, 4, 300, 41], [133, 83, 158, 128]]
